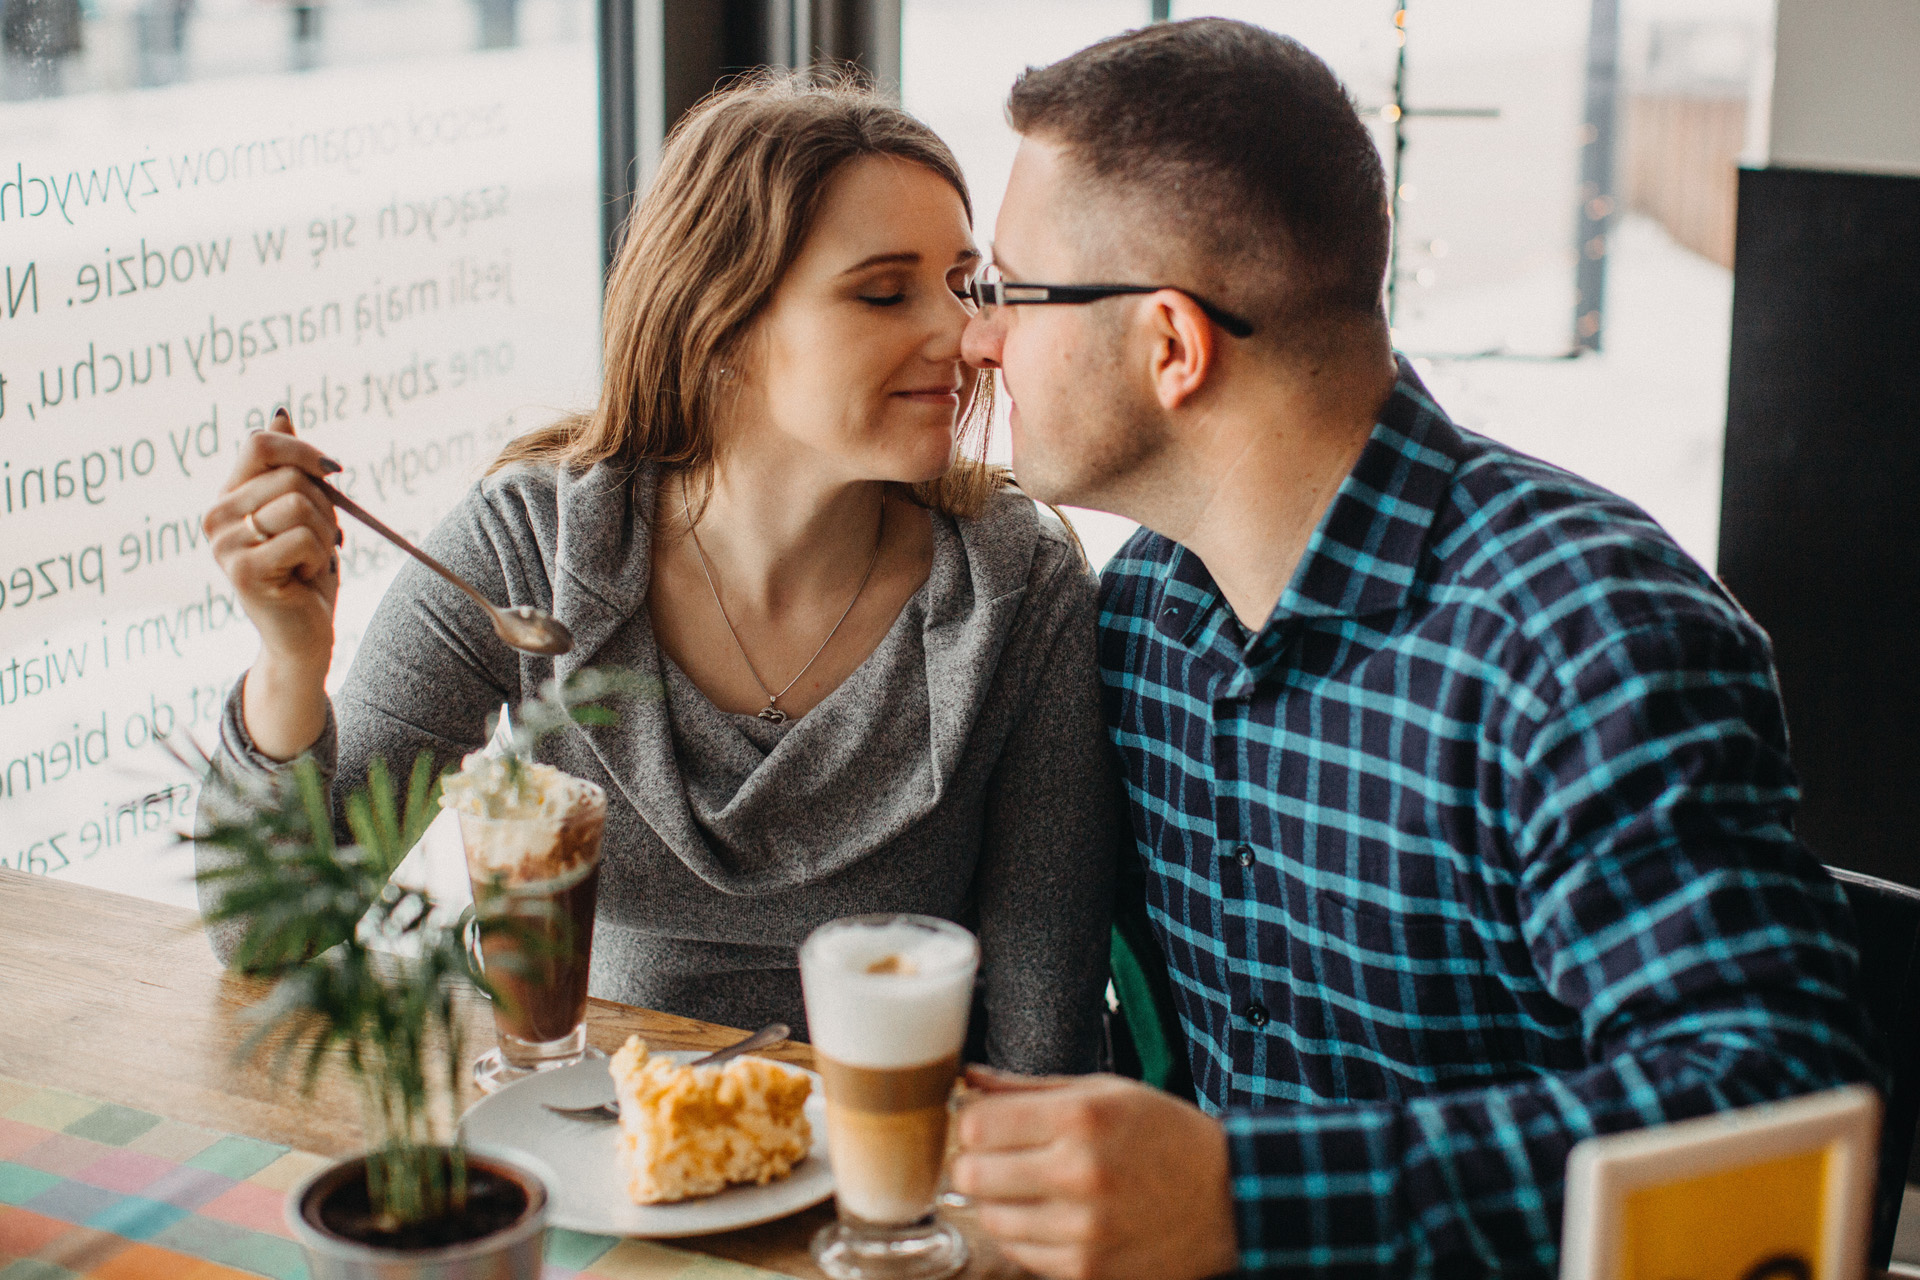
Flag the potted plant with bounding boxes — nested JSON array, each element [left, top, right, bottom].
[[191, 670, 641, 1280]]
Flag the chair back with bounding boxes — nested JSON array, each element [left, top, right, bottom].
[[1827, 865, 1920, 1267], [1107, 918, 1195, 1101]]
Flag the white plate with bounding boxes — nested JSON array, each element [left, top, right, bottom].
[[459, 1053, 833, 1237]]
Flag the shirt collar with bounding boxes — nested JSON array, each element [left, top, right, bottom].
[[1153, 356, 1462, 678]]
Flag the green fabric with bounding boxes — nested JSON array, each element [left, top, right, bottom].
[[0, 1164, 61, 1206], [1110, 925, 1178, 1090], [185, 1135, 284, 1179], [62, 1103, 161, 1146]]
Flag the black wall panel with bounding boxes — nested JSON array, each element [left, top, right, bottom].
[[1719, 165, 1920, 885]]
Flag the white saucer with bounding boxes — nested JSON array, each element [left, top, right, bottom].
[[459, 1052, 833, 1237]]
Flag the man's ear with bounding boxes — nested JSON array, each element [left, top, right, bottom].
[[1147, 290, 1217, 412]]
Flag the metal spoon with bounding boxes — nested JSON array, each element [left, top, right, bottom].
[[541, 1023, 792, 1123], [315, 477, 574, 656]]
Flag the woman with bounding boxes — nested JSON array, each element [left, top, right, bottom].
[[196, 73, 1118, 1073]]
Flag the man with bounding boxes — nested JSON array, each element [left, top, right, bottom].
[[955, 18, 1880, 1278]]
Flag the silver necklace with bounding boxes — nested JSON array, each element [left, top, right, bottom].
[[680, 477, 885, 724]]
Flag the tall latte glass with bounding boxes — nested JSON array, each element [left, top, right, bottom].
[[443, 753, 608, 1093], [800, 914, 978, 1280]]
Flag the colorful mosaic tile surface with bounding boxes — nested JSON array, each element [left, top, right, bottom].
[[0, 1077, 795, 1279]]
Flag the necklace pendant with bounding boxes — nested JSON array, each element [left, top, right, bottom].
[[758, 705, 789, 724]]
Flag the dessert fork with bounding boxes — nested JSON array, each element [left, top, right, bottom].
[[542, 1022, 791, 1122]]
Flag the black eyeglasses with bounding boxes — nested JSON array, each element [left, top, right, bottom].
[[969, 277, 1255, 339]]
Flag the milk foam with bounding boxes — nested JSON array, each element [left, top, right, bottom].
[[800, 918, 978, 1069]]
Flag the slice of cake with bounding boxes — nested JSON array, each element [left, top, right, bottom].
[[609, 1035, 813, 1204]]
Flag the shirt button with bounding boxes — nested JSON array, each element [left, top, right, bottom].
[[1244, 1002, 1269, 1028], [1236, 843, 1255, 868]]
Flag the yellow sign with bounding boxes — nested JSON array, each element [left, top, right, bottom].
[[1559, 1086, 1879, 1280], [1620, 1146, 1826, 1280]]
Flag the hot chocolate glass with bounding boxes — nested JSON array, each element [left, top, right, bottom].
[[443, 751, 607, 1092]]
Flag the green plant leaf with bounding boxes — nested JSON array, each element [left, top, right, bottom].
[[188, 667, 651, 1229]]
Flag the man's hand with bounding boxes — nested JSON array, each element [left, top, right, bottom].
[[950, 1067, 1240, 1280]]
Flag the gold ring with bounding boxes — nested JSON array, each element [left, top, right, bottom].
[[245, 511, 267, 544]]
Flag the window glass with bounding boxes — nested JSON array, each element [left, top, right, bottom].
[[0, 0, 601, 902]]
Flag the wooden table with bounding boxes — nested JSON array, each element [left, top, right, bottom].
[[0, 869, 1027, 1278]]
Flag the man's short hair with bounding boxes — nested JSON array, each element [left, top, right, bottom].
[[1007, 18, 1390, 343]]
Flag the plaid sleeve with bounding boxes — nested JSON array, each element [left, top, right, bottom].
[[1219, 613, 1884, 1275]]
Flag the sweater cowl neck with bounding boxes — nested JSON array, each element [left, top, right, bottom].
[[543, 461, 1038, 896]]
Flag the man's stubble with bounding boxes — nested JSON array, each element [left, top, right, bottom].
[[1010, 315, 1172, 521]]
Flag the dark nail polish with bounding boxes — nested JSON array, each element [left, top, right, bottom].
[[329, 553, 339, 574], [273, 406, 291, 424], [319, 457, 343, 475]]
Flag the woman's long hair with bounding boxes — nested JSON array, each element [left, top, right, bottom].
[[490, 70, 1003, 518]]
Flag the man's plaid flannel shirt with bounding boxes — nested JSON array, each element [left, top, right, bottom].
[[1096, 360, 1881, 1275]]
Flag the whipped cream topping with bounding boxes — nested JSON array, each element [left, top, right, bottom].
[[441, 752, 606, 883], [441, 753, 589, 821]]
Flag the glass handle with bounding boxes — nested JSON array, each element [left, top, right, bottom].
[[463, 916, 489, 996], [938, 1078, 973, 1209]]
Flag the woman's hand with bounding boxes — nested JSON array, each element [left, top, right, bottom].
[[202, 408, 343, 760]]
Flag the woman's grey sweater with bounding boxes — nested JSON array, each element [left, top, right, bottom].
[[198, 462, 1120, 1074]]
